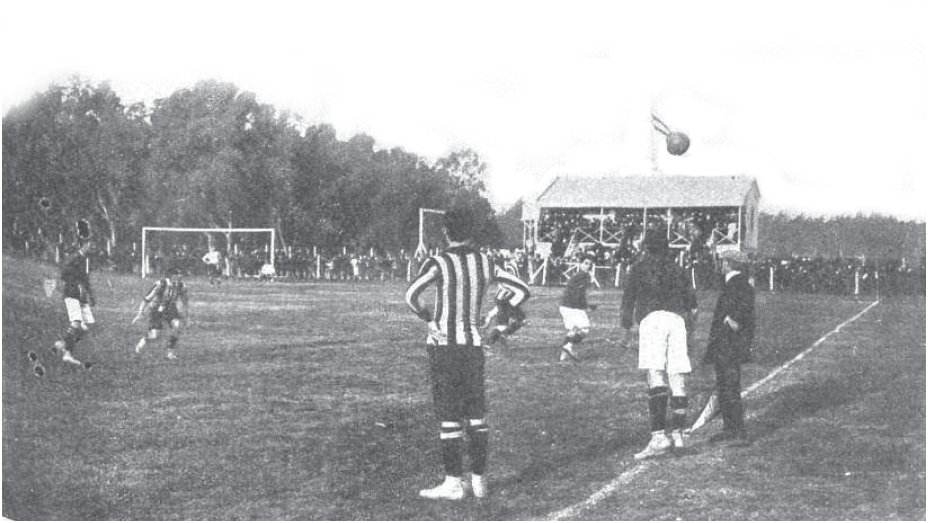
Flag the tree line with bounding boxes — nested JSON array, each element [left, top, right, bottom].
[[3, 77, 923, 262], [2, 77, 500, 255]]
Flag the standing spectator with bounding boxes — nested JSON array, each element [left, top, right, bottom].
[[405, 206, 531, 501], [703, 250, 755, 446], [557, 253, 598, 362], [51, 239, 96, 366], [621, 234, 698, 459], [202, 246, 223, 285]]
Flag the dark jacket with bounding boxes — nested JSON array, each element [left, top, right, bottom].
[[621, 253, 697, 330], [704, 272, 755, 365]]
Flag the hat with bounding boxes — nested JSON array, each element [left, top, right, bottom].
[[719, 249, 750, 267]]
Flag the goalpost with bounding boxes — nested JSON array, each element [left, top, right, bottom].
[[415, 208, 446, 259], [141, 227, 275, 278]]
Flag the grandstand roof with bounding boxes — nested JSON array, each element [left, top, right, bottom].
[[534, 175, 759, 209]]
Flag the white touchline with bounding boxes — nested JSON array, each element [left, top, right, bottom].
[[741, 299, 879, 397], [542, 299, 880, 521]]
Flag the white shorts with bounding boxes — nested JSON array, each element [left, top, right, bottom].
[[637, 310, 691, 374], [559, 306, 590, 332], [64, 297, 95, 326]]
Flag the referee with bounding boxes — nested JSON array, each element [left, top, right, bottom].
[[405, 206, 530, 501]]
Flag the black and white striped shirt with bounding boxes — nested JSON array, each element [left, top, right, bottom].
[[406, 245, 530, 347]]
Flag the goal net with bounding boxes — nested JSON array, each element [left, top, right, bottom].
[[141, 227, 276, 278], [415, 208, 446, 259]]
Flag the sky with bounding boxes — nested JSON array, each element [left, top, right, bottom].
[[3, 0, 927, 221]]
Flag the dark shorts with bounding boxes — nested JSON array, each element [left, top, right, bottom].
[[149, 304, 181, 331], [207, 264, 222, 278], [426, 344, 486, 421]]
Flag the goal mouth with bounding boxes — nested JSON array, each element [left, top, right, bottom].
[[140, 227, 276, 278], [415, 208, 446, 259]]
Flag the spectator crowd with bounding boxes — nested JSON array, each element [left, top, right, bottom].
[[4, 233, 924, 297]]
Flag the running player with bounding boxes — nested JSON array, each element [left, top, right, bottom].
[[51, 239, 96, 366], [558, 253, 599, 362], [131, 267, 190, 360]]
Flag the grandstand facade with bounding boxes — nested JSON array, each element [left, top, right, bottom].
[[522, 175, 760, 260]]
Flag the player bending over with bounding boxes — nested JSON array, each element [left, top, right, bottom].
[[558, 253, 599, 362], [52, 240, 96, 366], [482, 287, 528, 347], [132, 267, 189, 360]]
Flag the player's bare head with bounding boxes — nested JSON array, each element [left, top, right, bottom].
[[443, 206, 477, 243], [579, 253, 595, 270]]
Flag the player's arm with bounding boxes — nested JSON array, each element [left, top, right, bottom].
[[132, 282, 160, 323], [405, 260, 438, 321], [131, 299, 149, 324]]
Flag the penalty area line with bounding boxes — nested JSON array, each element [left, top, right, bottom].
[[542, 298, 879, 521]]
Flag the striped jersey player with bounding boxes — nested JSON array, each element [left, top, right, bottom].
[[132, 267, 189, 359], [404, 207, 530, 501], [406, 249, 530, 347]]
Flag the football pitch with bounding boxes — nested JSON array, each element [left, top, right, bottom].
[[2, 254, 924, 520]]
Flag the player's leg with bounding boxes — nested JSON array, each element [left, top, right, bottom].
[[165, 318, 183, 359], [558, 307, 584, 361], [665, 314, 692, 450], [462, 345, 489, 498], [136, 310, 165, 353], [634, 312, 672, 459], [135, 328, 161, 353], [56, 298, 86, 364], [420, 345, 466, 500]]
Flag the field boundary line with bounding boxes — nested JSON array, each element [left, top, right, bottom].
[[542, 298, 879, 521], [741, 299, 879, 397], [543, 462, 654, 521]]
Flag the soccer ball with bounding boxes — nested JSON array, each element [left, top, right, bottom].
[[666, 132, 690, 156], [53, 340, 65, 352]]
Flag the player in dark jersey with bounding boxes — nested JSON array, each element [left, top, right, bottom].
[[558, 253, 599, 362], [405, 207, 530, 501], [131, 267, 189, 360], [52, 240, 96, 366]]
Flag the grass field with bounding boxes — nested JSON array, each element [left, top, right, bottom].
[[2, 253, 925, 520]]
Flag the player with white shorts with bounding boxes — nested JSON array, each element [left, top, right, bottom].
[[637, 310, 691, 374], [557, 254, 598, 362], [52, 239, 96, 366], [621, 235, 697, 459]]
